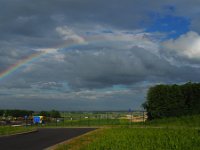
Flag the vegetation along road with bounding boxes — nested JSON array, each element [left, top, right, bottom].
[[0, 128, 96, 150]]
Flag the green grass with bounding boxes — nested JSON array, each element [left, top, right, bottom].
[[64, 118, 129, 126], [56, 115, 200, 150], [45, 115, 200, 127], [0, 126, 36, 136], [81, 128, 200, 150], [58, 112, 134, 127], [43, 118, 130, 127], [144, 115, 200, 127], [56, 128, 200, 150]]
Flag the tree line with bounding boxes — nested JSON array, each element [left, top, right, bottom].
[[143, 82, 200, 119], [0, 109, 61, 118]]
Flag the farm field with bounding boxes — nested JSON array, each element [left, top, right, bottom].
[[45, 118, 130, 127], [0, 126, 36, 136], [42, 111, 146, 127], [56, 115, 200, 150]]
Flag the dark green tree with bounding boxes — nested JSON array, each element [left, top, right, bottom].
[[49, 110, 61, 118], [0, 110, 4, 116], [143, 82, 200, 119], [39, 111, 50, 117]]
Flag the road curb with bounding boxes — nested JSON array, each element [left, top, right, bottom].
[[0, 128, 38, 138]]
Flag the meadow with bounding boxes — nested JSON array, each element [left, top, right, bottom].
[[43, 111, 145, 127], [144, 115, 200, 127], [45, 118, 130, 127], [0, 126, 36, 136], [56, 115, 200, 150]]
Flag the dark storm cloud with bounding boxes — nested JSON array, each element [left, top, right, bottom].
[[63, 47, 200, 89], [0, 0, 200, 50], [0, 0, 149, 33], [61, 47, 171, 88], [0, 0, 199, 40]]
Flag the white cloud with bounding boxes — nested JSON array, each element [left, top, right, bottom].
[[162, 31, 200, 59], [35, 48, 58, 53], [16, 16, 36, 23], [85, 27, 159, 54], [34, 47, 65, 62], [56, 26, 86, 44]]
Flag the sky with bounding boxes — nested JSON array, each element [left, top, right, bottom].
[[0, 0, 200, 111]]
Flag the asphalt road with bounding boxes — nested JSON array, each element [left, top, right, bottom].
[[0, 128, 96, 150]]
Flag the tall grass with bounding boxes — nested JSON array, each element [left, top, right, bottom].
[[145, 115, 200, 127], [0, 126, 36, 136], [56, 115, 200, 150], [81, 128, 200, 150]]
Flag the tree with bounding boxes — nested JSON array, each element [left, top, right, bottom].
[[39, 111, 50, 117], [3, 109, 33, 117], [143, 82, 200, 119], [49, 110, 61, 118], [0, 110, 4, 116]]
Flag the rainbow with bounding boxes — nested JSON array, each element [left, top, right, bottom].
[[0, 36, 107, 82], [0, 41, 86, 82], [0, 51, 45, 81], [0, 43, 84, 82]]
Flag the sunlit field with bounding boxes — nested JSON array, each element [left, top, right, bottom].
[[37, 111, 145, 127]]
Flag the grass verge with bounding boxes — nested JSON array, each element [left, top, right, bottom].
[[0, 126, 36, 136]]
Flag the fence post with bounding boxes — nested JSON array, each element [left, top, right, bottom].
[[87, 116, 89, 127], [131, 112, 132, 126], [106, 113, 108, 125], [71, 116, 72, 126], [98, 113, 100, 126], [79, 115, 81, 127], [143, 111, 145, 126]]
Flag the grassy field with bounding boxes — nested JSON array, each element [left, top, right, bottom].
[[0, 126, 36, 136], [44, 111, 145, 127], [56, 115, 200, 150], [144, 115, 200, 127], [45, 118, 130, 127]]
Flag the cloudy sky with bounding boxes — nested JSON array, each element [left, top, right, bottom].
[[0, 0, 200, 111]]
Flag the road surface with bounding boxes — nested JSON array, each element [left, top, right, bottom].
[[0, 128, 96, 150]]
